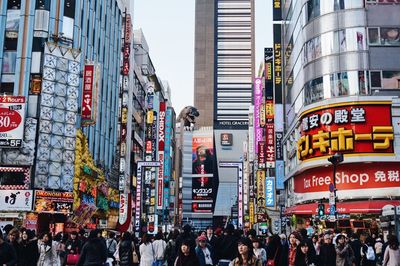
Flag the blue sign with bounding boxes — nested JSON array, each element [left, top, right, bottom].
[[329, 205, 336, 215], [265, 177, 275, 207], [275, 160, 284, 190], [163, 108, 173, 208]]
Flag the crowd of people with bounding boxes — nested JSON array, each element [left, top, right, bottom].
[[0, 223, 399, 266]]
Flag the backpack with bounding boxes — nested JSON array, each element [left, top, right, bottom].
[[366, 246, 375, 261]]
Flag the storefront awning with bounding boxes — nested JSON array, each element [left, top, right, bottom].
[[285, 200, 400, 215]]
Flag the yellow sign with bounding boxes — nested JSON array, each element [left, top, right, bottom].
[[146, 111, 154, 124], [256, 170, 266, 208], [249, 202, 255, 225]]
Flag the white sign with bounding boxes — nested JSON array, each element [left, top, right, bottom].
[[119, 193, 128, 224], [0, 189, 33, 211], [0, 96, 26, 148]]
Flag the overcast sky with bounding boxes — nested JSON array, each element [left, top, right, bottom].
[[133, 0, 273, 114]]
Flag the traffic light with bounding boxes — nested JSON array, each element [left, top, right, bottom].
[[318, 203, 325, 217]]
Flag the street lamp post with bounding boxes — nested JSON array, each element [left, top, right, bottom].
[[327, 153, 344, 222]]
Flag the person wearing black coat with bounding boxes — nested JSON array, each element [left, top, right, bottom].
[[119, 232, 133, 266], [214, 224, 239, 265], [299, 229, 316, 262], [175, 224, 197, 254], [319, 234, 336, 266], [0, 231, 17, 266], [65, 231, 82, 256], [77, 229, 107, 266], [350, 234, 362, 266], [18, 229, 39, 266]]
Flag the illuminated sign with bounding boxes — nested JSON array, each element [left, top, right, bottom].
[[297, 102, 394, 161], [256, 170, 266, 209]]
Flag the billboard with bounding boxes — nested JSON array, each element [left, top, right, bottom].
[[192, 202, 212, 213], [266, 177, 275, 207], [157, 102, 166, 210], [81, 64, 99, 125], [192, 176, 213, 200], [0, 190, 33, 211], [192, 136, 214, 174], [34, 190, 73, 214], [273, 24, 282, 104], [163, 108, 173, 208], [294, 162, 400, 203], [256, 170, 266, 208], [0, 96, 25, 148], [297, 102, 394, 161], [258, 141, 266, 169]]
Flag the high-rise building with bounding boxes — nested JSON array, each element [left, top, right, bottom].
[[194, 0, 215, 128], [280, 0, 400, 234], [192, 0, 255, 228]]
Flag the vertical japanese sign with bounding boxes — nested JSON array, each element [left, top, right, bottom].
[[273, 25, 282, 103], [258, 141, 266, 169], [265, 48, 275, 169], [81, 64, 96, 124], [256, 170, 266, 209], [163, 108, 173, 209], [272, 0, 282, 21], [157, 102, 166, 210], [254, 78, 263, 154], [265, 177, 275, 207]]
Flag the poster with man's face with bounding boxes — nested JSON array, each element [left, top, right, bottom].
[[192, 137, 214, 174]]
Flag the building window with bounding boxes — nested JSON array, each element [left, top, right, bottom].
[[2, 52, 17, 73], [64, 0, 76, 18], [5, 9, 20, 38], [35, 0, 51, 10], [306, 0, 364, 23], [7, 0, 21, 9], [368, 27, 400, 46], [0, 83, 14, 95], [370, 71, 382, 88]]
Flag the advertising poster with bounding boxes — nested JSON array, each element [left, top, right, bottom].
[[34, 190, 73, 214], [0, 96, 26, 148], [192, 136, 214, 174]]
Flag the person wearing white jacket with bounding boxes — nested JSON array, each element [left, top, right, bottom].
[[152, 232, 167, 266], [140, 233, 156, 266]]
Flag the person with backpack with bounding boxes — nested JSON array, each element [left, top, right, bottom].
[[106, 231, 118, 261], [361, 237, 376, 266], [382, 235, 400, 266], [164, 230, 179, 266]]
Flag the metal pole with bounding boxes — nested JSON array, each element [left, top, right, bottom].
[[333, 162, 337, 226]]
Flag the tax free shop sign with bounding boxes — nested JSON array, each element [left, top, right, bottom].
[[0, 96, 25, 148], [293, 162, 400, 203]]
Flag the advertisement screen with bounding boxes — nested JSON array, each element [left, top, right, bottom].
[[192, 137, 214, 174], [297, 102, 393, 161], [192, 176, 213, 200]]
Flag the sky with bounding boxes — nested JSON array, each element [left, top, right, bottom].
[[133, 0, 273, 114]]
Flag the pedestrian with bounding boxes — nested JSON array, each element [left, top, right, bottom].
[[287, 232, 301, 266], [195, 235, 214, 266], [175, 224, 197, 254], [361, 237, 376, 266], [230, 237, 262, 266], [266, 234, 284, 266], [350, 233, 362, 266], [77, 229, 107, 266], [252, 238, 267, 265], [37, 232, 61, 266], [106, 231, 118, 261], [206, 226, 217, 249], [164, 229, 179, 266], [335, 234, 354, 266], [152, 232, 166, 266], [118, 232, 133, 266], [65, 231, 82, 264], [293, 240, 315, 266], [375, 235, 384, 264], [0, 231, 17, 266], [8, 228, 22, 260], [319, 233, 336, 266], [214, 224, 239, 266], [140, 233, 155, 266], [54, 232, 67, 265], [382, 235, 400, 266], [18, 229, 39, 266], [174, 239, 200, 266], [299, 229, 316, 262]]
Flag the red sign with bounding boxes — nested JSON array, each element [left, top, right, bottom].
[[258, 141, 266, 168], [158, 102, 166, 151], [297, 103, 394, 161], [294, 162, 400, 202], [81, 65, 95, 122], [192, 202, 212, 213]]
